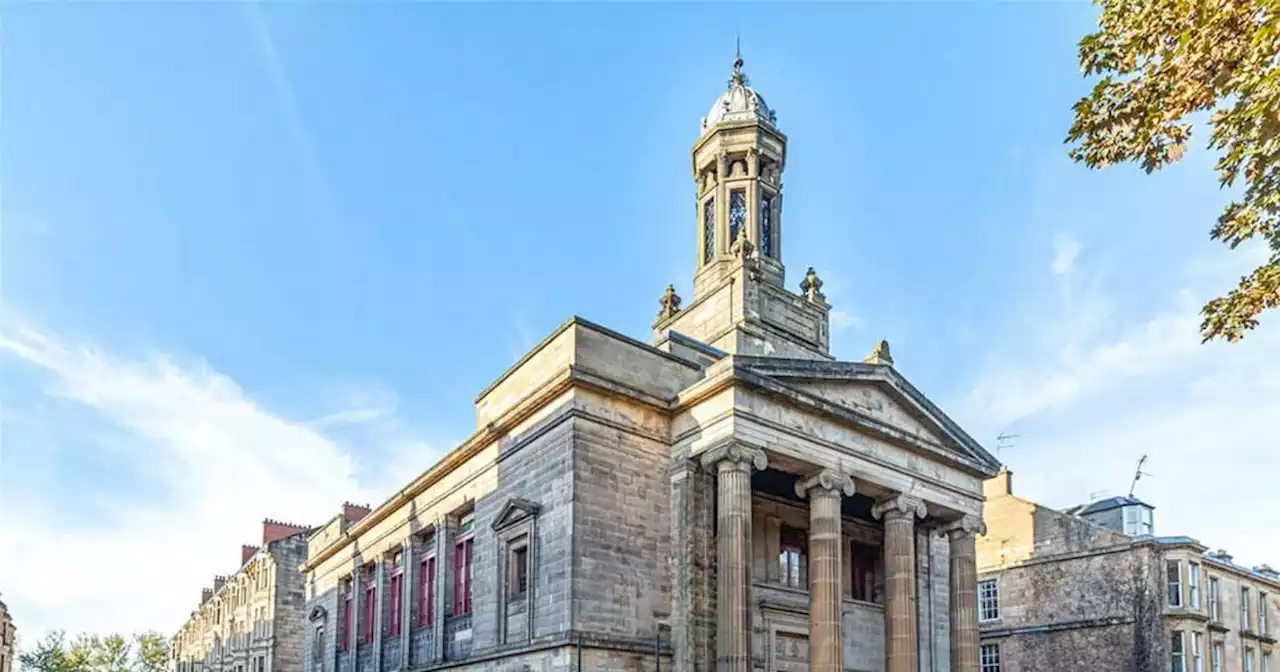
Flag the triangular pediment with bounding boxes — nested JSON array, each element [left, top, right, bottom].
[[492, 498, 542, 532], [788, 379, 943, 444], [732, 357, 1001, 475]]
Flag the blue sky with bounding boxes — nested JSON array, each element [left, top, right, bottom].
[[3, 2, 1276, 641]]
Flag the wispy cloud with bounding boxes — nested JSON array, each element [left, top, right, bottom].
[[240, 1, 335, 221], [1050, 233, 1081, 276], [0, 320, 436, 638], [956, 241, 1279, 568]]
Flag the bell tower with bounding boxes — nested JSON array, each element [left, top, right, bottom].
[[653, 50, 833, 361], [691, 49, 787, 297]]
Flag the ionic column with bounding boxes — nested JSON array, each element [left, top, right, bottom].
[[872, 494, 927, 672], [943, 515, 986, 672], [700, 444, 768, 672], [795, 469, 856, 672]]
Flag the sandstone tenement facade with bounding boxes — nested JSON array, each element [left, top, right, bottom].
[[976, 468, 1278, 672], [300, 52, 1002, 672], [0, 593, 15, 672], [173, 518, 324, 672]]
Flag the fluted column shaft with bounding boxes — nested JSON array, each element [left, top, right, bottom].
[[946, 516, 985, 672], [701, 445, 767, 672], [873, 495, 926, 672], [796, 470, 856, 672]]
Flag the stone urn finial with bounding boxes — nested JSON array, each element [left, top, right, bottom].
[[656, 284, 682, 322], [799, 266, 825, 303], [863, 339, 894, 366]]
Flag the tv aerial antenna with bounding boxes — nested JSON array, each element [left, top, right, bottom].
[[995, 432, 1020, 461], [1128, 454, 1154, 498]]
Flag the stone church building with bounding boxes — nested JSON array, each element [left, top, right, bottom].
[[301, 54, 1001, 672]]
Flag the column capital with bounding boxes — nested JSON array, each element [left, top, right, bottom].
[[795, 469, 855, 499], [699, 443, 767, 474], [871, 493, 927, 521], [940, 514, 987, 539]]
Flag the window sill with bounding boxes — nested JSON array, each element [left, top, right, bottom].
[[1166, 608, 1210, 622], [1208, 621, 1230, 633]]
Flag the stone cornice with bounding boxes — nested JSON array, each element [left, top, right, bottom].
[[304, 359, 683, 574], [476, 315, 700, 404], [691, 118, 788, 161], [872, 494, 927, 521], [795, 468, 855, 499]]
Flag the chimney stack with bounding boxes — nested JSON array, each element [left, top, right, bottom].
[[201, 588, 213, 604], [213, 575, 227, 593], [262, 518, 311, 545], [342, 502, 372, 524], [983, 466, 1013, 498], [241, 545, 260, 566]]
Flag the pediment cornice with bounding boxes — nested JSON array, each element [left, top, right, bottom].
[[706, 356, 1000, 477]]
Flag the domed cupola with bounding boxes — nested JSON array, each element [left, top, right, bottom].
[[700, 51, 777, 132]]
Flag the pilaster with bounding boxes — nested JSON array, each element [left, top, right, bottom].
[[401, 537, 414, 669], [350, 559, 363, 655], [795, 469, 855, 672], [670, 459, 699, 672], [372, 561, 383, 672], [433, 518, 455, 663], [872, 494, 927, 672]]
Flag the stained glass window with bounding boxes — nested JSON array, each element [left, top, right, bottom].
[[729, 190, 746, 244], [703, 198, 716, 264], [760, 192, 775, 257]]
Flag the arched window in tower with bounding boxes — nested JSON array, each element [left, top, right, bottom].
[[702, 198, 716, 264], [729, 190, 746, 243], [760, 191, 775, 258]]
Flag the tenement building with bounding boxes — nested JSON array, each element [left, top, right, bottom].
[[0, 592, 15, 672], [301, 53, 1002, 672], [976, 468, 1278, 672], [173, 518, 326, 672]]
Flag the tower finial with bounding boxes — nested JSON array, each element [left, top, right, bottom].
[[731, 34, 747, 86]]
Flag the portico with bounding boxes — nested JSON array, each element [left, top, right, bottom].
[[683, 432, 990, 672]]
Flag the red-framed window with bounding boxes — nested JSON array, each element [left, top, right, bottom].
[[418, 555, 436, 627], [340, 579, 352, 651], [362, 565, 376, 645], [851, 542, 879, 603], [388, 551, 404, 638], [453, 538, 474, 615], [453, 513, 475, 616]]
